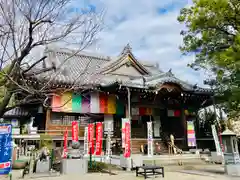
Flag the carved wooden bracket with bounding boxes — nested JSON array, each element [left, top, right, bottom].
[[158, 83, 182, 92]]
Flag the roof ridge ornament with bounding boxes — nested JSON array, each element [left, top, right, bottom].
[[166, 68, 174, 76], [120, 43, 132, 55]]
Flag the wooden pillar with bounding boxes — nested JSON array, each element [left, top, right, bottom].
[[45, 109, 51, 134], [61, 140, 63, 148], [125, 104, 129, 118], [181, 108, 187, 148]]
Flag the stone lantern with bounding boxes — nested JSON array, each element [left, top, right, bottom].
[[221, 128, 240, 176]]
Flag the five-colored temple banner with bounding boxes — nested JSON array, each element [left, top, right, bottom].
[[95, 122, 103, 155], [167, 110, 181, 117], [174, 110, 181, 117], [61, 92, 72, 112], [107, 95, 116, 114], [52, 92, 197, 117], [88, 123, 94, 154], [131, 107, 139, 116], [139, 107, 146, 115], [124, 122, 131, 158], [187, 121, 196, 147], [71, 121, 78, 142], [116, 99, 124, 115], [52, 92, 165, 116], [90, 92, 99, 113], [52, 95, 61, 112], [72, 94, 82, 113], [99, 93, 107, 113], [52, 92, 124, 114], [81, 95, 90, 113], [131, 107, 159, 116], [145, 108, 152, 115]]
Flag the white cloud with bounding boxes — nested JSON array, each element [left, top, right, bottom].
[[74, 0, 208, 86]]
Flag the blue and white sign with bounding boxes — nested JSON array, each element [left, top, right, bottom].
[[0, 124, 12, 175]]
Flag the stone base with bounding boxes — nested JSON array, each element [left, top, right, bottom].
[[36, 160, 50, 173], [211, 152, 223, 164], [61, 159, 88, 175], [120, 155, 132, 171], [67, 148, 82, 158], [225, 164, 240, 176]]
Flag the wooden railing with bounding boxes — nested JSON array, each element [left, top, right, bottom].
[[13, 129, 84, 138]]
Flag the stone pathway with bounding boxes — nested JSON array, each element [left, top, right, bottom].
[[3, 170, 238, 180], [28, 172, 237, 180]]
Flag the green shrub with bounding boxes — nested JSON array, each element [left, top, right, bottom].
[[88, 161, 108, 172]]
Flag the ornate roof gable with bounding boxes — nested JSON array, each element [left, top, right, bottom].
[[128, 69, 212, 93], [98, 44, 150, 76]]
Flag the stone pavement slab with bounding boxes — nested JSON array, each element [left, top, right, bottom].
[[4, 169, 239, 180], [39, 172, 236, 180], [8, 171, 238, 180]]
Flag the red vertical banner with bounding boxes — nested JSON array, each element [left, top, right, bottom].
[[124, 122, 131, 158], [72, 121, 79, 142], [88, 123, 95, 154], [63, 128, 68, 158], [95, 122, 103, 155]]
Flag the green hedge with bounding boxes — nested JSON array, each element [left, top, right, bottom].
[[88, 161, 108, 172]]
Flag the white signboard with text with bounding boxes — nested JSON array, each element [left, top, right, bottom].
[[147, 121, 153, 157], [106, 127, 112, 159], [83, 126, 88, 156]]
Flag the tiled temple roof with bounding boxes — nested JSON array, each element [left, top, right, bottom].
[[30, 44, 212, 93], [3, 107, 29, 117]]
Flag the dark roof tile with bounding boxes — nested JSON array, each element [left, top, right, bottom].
[[29, 46, 212, 93]]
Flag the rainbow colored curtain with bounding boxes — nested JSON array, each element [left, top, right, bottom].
[[61, 92, 72, 112], [167, 110, 181, 117], [131, 107, 159, 116], [51, 92, 124, 115], [187, 121, 196, 147], [52, 95, 61, 112]]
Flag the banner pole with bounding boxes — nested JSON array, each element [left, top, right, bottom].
[[126, 87, 132, 171]]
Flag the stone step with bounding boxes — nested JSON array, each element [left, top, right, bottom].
[[131, 140, 169, 154], [91, 155, 211, 172], [141, 155, 206, 166]]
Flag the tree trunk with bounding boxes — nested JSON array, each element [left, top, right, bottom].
[[0, 90, 13, 117]]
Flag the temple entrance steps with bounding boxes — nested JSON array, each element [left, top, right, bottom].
[[131, 139, 169, 154], [92, 154, 212, 171], [134, 154, 207, 169], [132, 139, 147, 154], [154, 140, 169, 154]]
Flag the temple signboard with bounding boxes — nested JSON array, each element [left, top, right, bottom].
[[0, 124, 12, 175]]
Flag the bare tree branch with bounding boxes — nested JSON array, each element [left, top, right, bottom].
[[22, 55, 47, 73], [0, 0, 103, 116]]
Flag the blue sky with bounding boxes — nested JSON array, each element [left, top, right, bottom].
[[68, 0, 209, 86]]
